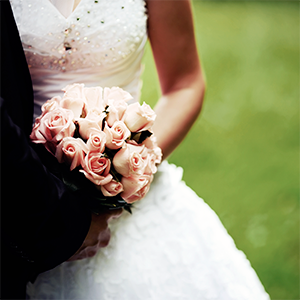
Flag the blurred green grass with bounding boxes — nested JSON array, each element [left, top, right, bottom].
[[140, 1, 299, 300]]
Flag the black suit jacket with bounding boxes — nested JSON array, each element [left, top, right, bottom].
[[0, 2, 91, 299]]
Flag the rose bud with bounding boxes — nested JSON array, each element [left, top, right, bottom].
[[123, 102, 156, 132], [99, 180, 124, 197], [121, 174, 153, 203], [60, 96, 85, 119], [103, 87, 133, 105], [62, 83, 86, 99], [30, 107, 75, 154], [105, 98, 128, 127], [87, 128, 106, 153], [84, 86, 104, 111], [112, 143, 146, 177], [41, 96, 61, 114], [55, 137, 88, 171], [104, 121, 131, 150], [80, 152, 113, 186]]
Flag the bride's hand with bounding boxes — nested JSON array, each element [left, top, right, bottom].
[[68, 208, 123, 261]]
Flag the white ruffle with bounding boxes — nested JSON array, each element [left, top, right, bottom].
[[27, 162, 269, 300]]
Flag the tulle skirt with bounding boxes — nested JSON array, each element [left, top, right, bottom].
[[27, 162, 269, 300]]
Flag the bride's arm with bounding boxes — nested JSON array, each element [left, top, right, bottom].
[[147, 0, 205, 159]]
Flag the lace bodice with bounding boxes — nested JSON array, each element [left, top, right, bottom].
[[10, 0, 147, 116]]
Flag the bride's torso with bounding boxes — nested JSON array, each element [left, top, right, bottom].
[[10, 0, 147, 117]]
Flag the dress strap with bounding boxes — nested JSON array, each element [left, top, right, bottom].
[[49, 0, 75, 18]]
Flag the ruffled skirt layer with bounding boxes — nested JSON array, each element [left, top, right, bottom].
[[27, 162, 269, 300]]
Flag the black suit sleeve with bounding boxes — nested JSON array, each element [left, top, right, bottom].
[[0, 0, 91, 288], [1, 96, 91, 272]]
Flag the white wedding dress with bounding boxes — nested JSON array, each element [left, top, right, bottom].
[[11, 1, 270, 299]]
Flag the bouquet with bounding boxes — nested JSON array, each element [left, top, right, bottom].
[[30, 84, 162, 213]]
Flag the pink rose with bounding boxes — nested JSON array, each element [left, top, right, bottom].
[[153, 146, 162, 165], [126, 142, 159, 175], [60, 96, 85, 119], [41, 96, 61, 114], [60, 84, 93, 119], [104, 121, 130, 150], [142, 135, 157, 150], [86, 128, 106, 153], [112, 143, 146, 177], [99, 180, 124, 197], [77, 118, 101, 140], [142, 135, 162, 166], [80, 152, 113, 186], [124, 102, 156, 132], [76, 109, 106, 140], [143, 152, 158, 175], [106, 98, 128, 127], [121, 174, 153, 203], [145, 146, 162, 168], [32, 96, 61, 128], [86, 108, 106, 123], [103, 87, 133, 105], [30, 108, 75, 154], [84, 86, 104, 111], [62, 83, 86, 100], [55, 137, 88, 171]]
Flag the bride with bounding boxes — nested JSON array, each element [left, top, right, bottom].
[[11, 0, 270, 299]]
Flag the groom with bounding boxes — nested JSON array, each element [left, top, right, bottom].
[[0, 2, 121, 299]]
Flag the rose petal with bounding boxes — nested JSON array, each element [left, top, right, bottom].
[[100, 180, 124, 197]]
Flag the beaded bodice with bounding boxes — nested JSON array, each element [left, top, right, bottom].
[[10, 0, 147, 117]]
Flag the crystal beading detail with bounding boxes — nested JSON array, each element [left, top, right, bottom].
[[11, 0, 147, 72]]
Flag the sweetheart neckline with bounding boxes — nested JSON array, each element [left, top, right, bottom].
[[47, 0, 85, 21]]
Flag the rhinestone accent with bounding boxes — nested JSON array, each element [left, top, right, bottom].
[[11, 0, 147, 72]]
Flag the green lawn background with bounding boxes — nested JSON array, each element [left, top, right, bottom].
[[140, 2, 299, 299]]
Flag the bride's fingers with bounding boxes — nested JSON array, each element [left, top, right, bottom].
[[104, 208, 123, 222], [98, 227, 111, 248], [80, 228, 111, 258], [84, 245, 99, 258], [68, 209, 122, 261]]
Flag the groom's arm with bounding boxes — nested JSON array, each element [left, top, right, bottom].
[[1, 2, 120, 281], [0, 96, 92, 274], [0, 1, 91, 274]]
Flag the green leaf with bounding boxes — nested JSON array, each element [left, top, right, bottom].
[[130, 130, 153, 144]]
